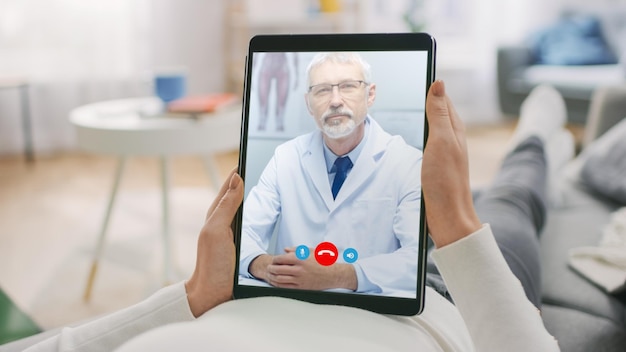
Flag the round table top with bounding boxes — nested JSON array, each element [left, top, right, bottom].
[[70, 97, 242, 156]]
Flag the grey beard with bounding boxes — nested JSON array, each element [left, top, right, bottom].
[[322, 118, 356, 139]]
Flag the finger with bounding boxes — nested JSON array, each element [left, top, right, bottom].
[[206, 172, 244, 228], [272, 253, 298, 265], [270, 279, 298, 289], [271, 276, 298, 286], [425, 80, 454, 134], [267, 268, 296, 287], [284, 247, 296, 253], [205, 167, 238, 221], [268, 264, 299, 277], [445, 94, 467, 142]]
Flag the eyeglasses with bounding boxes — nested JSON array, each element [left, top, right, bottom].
[[308, 80, 368, 101]]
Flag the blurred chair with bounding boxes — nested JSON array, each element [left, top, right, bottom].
[[0, 79, 34, 163]]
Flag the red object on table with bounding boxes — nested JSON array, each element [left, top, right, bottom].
[[167, 93, 238, 114]]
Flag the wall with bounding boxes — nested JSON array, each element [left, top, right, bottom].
[[2, 0, 618, 156], [149, 0, 227, 95], [0, 0, 154, 155], [0, 0, 229, 156]]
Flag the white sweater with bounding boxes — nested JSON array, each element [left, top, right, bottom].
[[26, 225, 560, 352]]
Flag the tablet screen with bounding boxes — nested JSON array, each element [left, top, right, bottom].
[[234, 33, 435, 315]]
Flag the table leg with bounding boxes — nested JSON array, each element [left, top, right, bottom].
[[83, 157, 126, 302], [160, 156, 174, 285], [19, 84, 34, 163], [202, 155, 222, 188]]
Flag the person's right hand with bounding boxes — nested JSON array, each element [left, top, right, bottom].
[[422, 80, 482, 248]]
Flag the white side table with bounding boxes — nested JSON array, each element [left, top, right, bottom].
[[70, 97, 241, 301]]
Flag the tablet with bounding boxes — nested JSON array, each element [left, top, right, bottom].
[[233, 33, 435, 316]]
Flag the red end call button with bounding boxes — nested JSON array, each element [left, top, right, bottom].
[[314, 242, 338, 266]]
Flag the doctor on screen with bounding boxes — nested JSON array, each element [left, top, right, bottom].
[[239, 52, 423, 297]]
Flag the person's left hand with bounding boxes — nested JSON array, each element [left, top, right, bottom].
[[422, 80, 481, 248], [265, 247, 357, 291], [185, 168, 244, 318]]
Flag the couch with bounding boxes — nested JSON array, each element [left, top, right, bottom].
[[497, 9, 626, 125], [2, 87, 626, 352], [539, 85, 626, 352]]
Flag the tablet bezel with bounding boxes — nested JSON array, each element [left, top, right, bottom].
[[233, 33, 435, 316]]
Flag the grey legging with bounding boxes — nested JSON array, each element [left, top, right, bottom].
[[425, 136, 546, 309]]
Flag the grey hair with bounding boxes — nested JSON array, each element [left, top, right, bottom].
[[306, 52, 372, 87]]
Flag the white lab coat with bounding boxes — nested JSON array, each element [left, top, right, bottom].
[[239, 118, 423, 296]]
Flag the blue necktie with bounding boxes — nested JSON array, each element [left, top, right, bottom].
[[332, 156, 353, 200]]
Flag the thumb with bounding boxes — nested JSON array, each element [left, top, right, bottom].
[[425, 80, 453, 132], [425, 80, 466, 143], [206, 167, 238, 221], [206, 173, 244, 228]]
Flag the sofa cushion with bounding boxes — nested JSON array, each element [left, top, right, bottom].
[[577, 5, 626, 63], [540, 180, 625, 325], [542, 304, 626, 352], [580, 118, 626, 205], [529, 14, 618, 65]]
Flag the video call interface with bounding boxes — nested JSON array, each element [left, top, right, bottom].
[[238, 50, 429, 299]]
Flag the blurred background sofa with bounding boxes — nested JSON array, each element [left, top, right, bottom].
[[497, 8, 626, 125], [539, 85, 626, 352]]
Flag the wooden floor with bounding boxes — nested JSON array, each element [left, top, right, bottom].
[[0, 151, 240, 331], [0, 123, 518, 332]]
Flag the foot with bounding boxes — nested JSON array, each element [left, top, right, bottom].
[[509, 84, 567, 150]]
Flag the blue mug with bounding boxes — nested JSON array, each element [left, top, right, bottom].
[[154, 70, 187, 103]]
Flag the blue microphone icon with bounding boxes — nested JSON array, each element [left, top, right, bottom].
[[295, 245, 310, 260]]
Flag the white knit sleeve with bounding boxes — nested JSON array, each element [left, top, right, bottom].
[[24, 281, 195, 352], [431, 224, 560, 352]]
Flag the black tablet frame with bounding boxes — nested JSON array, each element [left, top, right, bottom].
[[233, 32, 436, 316]]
